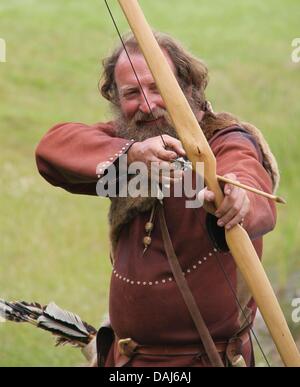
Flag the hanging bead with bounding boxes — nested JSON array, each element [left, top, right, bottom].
[[145, 222, 154, 233], [142, 202, 158, 255], [143, 236, 152, 246]]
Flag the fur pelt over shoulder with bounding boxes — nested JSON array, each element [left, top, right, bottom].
[[109, 110, 280, 252], [202, 111, 279, 192]]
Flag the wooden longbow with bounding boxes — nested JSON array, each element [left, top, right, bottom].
[[114, 0, 300, 366]]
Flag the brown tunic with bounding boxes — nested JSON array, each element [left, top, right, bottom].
[[36, 121, 276, 366]]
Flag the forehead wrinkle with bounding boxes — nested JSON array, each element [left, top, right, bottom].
[[116, 62, 153, 87]]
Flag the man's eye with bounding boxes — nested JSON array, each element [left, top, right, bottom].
[[150, 85, 159, 93], [124, 90, 138, 98]]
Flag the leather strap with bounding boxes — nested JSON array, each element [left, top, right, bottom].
[[115, 329, 250, 367], [117, 336, 228, 357], [158, 203, 224, 367]]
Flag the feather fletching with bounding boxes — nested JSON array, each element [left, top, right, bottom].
[[0, 300, 12, 322], [42, 302, 89, 335], [38, 316, 87, 338], [0, 299, 97, 348]]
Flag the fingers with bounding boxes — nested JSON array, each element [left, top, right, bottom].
[[223, 205, 248, 230], [215, 188, 250, 230], [197, 188, 206, 203], [197, 188, 217, 215], [129, 135, 186, 186], [162, 135, 186, 158], [152, 161, 184, 184], [197, 188, 215, 203], [222, 173, 237, 195], [135, 135, 185, 163], [212, 173, 250, 229], [196, 173, 250, 230], [215, 188, 244, 228], [156, 147, 178, 161], [204, 189, 215, 202]]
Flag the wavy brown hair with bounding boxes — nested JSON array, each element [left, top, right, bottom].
[[99, 31, 209, 109]]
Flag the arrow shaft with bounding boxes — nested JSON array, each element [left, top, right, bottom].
[[217, 175, 286, 204]]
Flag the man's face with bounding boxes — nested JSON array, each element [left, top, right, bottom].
[[114, 50, 176, 126]]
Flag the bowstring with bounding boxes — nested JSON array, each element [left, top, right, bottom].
[[103, 0, 270, 367], [212, 254, 270, 366], [104, 0, 167, 149]]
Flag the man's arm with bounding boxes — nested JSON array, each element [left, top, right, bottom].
[[207, 130, 276, 241], [35, 122, 134, 195]]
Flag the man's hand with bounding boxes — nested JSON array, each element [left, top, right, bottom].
[[199, 173, 250, 230], [127, 135, 186, 184]]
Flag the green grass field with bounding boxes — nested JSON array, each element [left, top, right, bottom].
[[0, 0, 299, 366]]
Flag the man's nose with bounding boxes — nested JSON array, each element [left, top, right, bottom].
[[138, 93, 157, 114]]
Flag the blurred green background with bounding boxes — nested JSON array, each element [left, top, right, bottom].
[[0, 0, 299, 366]]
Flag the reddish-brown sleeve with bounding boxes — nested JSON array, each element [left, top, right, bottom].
[[35, 122, 135, 195], [211, 131, 276, 239]]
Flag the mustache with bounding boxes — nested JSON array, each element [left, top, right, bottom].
[[112, 104, 181, 142], [130, 108, 172, 127]]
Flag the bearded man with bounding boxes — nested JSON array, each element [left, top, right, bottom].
[[36, 32, 278, 367]]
